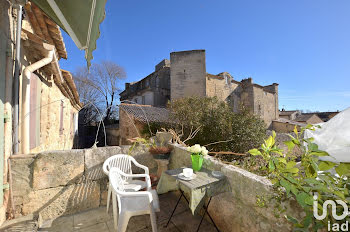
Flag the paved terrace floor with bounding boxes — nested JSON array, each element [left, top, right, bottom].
[[1, 192, 218, 232]]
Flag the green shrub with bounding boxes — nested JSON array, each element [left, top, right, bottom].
[[249, 126, 350, 231], [147, 96, 266, 153]]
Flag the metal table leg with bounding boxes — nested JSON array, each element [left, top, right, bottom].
[[196, 197, 220, 232], [166, 190, 185, 227]]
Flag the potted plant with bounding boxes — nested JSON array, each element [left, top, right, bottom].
[[149, 144, 173, 159], [187, 144, 208, 171]]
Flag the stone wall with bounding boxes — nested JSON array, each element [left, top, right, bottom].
[[168, 144, 302, 232], [170, 50, 207, 100], [206, 76, 241, 112], [29, 76, 78, 153], [10, 146, 157, 226]]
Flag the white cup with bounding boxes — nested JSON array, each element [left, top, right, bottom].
[[183, 168, 193, 178]]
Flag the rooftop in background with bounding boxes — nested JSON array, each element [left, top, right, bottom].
[[119, 104, 170, 123], [273, 118, 307, 127]]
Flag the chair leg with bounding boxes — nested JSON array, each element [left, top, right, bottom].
[[150, 208, 158, 232], [117, 214, 130, 232], [112, 193, 118, 230], [107, 184, 111, 213]]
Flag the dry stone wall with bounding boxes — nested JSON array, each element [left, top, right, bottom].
[[10, 146, 157, 225]]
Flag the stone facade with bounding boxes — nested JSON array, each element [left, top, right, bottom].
[[170, 50, 207, 100], [120, 59, 170, 107], [0, 2, 81, 226], [120, 50, 279, 128]]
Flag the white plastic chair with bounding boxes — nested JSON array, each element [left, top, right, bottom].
[[109, 167, 160, 232], [103, 154, 150, 213]]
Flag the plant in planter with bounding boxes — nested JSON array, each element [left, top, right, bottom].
[[149, 145, 173, 160], [187, 144, 208, 171]]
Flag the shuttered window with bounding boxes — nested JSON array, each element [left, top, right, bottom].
[[59, 101, 64, 135], [29, 73, 41, 149]]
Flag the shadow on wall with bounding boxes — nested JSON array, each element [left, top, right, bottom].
[[9, 146, 157, 227]]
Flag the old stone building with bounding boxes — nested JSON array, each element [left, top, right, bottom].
[[0, 1, 81, 224], [120, 59, 170, 107], [120, 49, 279, 128]]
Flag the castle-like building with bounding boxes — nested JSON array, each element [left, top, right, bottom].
[[120, 50, 279, 128]]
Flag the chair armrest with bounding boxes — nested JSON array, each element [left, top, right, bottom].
[[131, 159, 149, 175], [116, 169, 152, 190], [102, 159, 109, 175]]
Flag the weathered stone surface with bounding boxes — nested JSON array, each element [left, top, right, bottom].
[[23, 182, 100, 222], [84, 146, 122, 180], [168, 144, 191, 170], [11, 158, 34, 197], [169, 145, 302, 232], [33, 150, 84, 190]]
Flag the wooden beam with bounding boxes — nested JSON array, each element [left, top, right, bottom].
[[31, 3, 54, 45], [24, 3, 44, 38], [208, 151, 246, 156]]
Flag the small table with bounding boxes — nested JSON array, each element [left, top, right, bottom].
[[157, 168, 228, 232]]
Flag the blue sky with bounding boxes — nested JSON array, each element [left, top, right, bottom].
[[59, 0, 350, 112]]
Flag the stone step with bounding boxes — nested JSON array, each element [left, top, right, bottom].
[[0, 214, 38, 232]]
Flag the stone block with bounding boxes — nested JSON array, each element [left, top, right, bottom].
[[221, 164, 273, 207], [23, 182, 100, 221], [84, 146, 122, 180], [11, 158, 34, 197], [168, 144, 191, 170], [32, 150, 84, 190]]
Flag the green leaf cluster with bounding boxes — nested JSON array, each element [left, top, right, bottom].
[[248, 125, 350, 231]]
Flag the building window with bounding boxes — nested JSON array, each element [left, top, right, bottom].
[[145, 79, 149, 87], [29, 73, 41, 149], [142, 96, 145, 105], [156, 76, 160, 88]]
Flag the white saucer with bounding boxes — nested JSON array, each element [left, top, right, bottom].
[[178, 173, 197, 181]]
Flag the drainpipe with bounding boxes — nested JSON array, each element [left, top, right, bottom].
[[21, 50, 54, 154], [13, 5, 22, 154]]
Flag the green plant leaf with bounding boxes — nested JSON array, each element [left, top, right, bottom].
[[284, 168, 299, 174], [335, 163, 350, 177], [280, 179, 291, 195], [334, 190, 345, 200], [293, 126, 298, 136], [277, 157, 287, 164], [265, 136, 273, 148], [308, 143, 318, 152], [284, 140, 295, 151], [269, 159, 275, 171], [310, 151, 329, 157], [318, 161, 337, 171], [248, 148, 262, 156], [296, 192, 310, 208], [286, 161, 297, 169], [285, 215, 298, 224]]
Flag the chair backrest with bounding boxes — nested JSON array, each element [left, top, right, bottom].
[[103, 154, 133, 181], [109, 167, 126, 193]]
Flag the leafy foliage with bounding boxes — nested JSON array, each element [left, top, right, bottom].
[[162, 96, 266, 153], [249, 125, 350, 231]]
